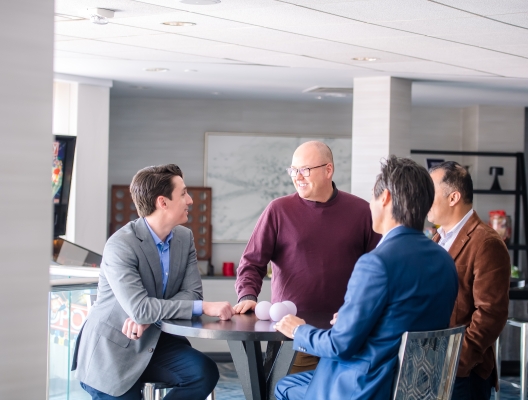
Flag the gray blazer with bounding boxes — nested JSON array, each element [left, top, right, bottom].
[[72, 218, 202, 396]]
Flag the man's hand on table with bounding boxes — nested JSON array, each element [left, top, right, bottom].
[[274, 315, 306, 339], [122, 318, 150, 340], [203, 301, 235, 320], [233, 300, 257, 314]]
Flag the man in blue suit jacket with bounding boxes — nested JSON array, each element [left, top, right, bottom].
[[274, 156, 459, 400]]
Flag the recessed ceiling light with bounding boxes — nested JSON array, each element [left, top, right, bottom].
[[212, 92, 220, 95], [180, 0, 221, 4], [316, 96, 322, 100], [145, 68, 169, 72], [184, 69, 198, 73], [130, 86, 149, 89], [87, 8, 114, 25], [352, 57, 379, 62], [162, 21, 196, 26]]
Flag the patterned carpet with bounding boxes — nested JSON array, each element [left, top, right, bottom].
[[216, 362, 523, 400]]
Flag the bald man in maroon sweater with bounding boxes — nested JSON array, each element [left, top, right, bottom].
[[234, 141, 380, 373]]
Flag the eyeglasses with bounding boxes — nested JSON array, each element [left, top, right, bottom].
[[286, 164, 328, 178]]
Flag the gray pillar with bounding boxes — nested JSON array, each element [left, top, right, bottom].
[[351, 77, 412, 200], [0, 0, 53, 398]]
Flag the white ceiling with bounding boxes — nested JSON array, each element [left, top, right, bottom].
[[54, 0, 528, 106]]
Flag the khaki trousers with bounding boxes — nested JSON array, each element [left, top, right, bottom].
[[289, 352, 320, 374]]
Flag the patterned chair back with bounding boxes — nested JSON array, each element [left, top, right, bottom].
[[392, 326, 465, 400]]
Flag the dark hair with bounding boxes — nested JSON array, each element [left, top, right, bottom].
[[373, 156, 435, 231], [130, 164, 183, 217], [429, 161, 473, 204]]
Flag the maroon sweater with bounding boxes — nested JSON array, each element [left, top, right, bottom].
[[235, 190, 381, 312]]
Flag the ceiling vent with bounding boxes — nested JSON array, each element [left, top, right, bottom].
[[303, 86, 354, 98]]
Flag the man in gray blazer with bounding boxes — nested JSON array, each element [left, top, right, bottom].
[[72, 164, 234, 400]]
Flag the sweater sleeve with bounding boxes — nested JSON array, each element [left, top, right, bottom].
[[235, 203, 277, 301]]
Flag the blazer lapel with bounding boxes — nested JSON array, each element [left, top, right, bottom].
[[435, 211, 481, 261], [165, 233, 183, 299], [135, 218, 163, 298]]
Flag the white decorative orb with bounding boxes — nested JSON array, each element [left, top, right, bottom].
[[255, 301, 272, 320], [269, 302, 289, 321], [282, 301, 297, 316]]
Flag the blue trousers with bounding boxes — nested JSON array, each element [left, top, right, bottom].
[[451, 370, 493, 400], [275, 371, 314, 400], [81, 332, 219, 400]]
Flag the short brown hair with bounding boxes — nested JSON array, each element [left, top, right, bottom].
[[130, 164, 183, 217]]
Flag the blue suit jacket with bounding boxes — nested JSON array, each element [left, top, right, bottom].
[[293, 226, 458, 400]]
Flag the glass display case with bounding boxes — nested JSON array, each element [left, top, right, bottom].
[[49, 274, 98, 400]]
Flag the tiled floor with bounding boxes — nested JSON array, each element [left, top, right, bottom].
[[216, 362, 523, 400]]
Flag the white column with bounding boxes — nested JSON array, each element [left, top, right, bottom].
[[53, 77, 111, 253], [0, 1, 53, 398], [70, 83, 111, 254], [351, 77, 412, 200]]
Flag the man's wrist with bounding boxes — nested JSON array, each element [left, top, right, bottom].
[[238, 295, 257, 303]]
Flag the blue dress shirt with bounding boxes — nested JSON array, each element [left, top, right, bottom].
[[144, 218, 202, 315]]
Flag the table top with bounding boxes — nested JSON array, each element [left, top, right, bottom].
[[161, 311, 333, 341]]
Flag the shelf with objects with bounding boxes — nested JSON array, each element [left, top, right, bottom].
[[411, 149, 528, 270]]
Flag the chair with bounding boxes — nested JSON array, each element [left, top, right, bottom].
[[142, 383, 215, 400], [495, 318, 528, 400], [392, 325, 465, 400]]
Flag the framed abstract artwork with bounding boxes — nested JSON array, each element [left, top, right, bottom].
[[205, 132, 351, 242]]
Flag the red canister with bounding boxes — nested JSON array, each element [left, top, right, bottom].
[[222, 262, 235, 276]]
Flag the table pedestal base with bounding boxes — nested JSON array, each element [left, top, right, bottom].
[[228, 340, 296, 400]]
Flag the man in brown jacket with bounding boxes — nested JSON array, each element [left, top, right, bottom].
[[428, 161, 510, 400]]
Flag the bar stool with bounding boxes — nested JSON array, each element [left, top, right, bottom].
[[496, 318, 528, 400], [142, 383, 215, 400]]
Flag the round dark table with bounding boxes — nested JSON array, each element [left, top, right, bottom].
[[161, 311, 332, 400]]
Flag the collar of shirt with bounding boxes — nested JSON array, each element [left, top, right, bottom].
[[376, 224, 402, 248], [437, 209, 474, 248], [144, 218, 173, 248]]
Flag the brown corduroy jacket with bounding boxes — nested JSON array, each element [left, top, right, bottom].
[[433, 211, 510, 387]]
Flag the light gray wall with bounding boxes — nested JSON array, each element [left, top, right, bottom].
[[0, 1, 53, 398], [109, 96, 353, 273]]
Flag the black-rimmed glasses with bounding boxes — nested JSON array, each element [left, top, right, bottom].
[[286, 163, 328, 178]]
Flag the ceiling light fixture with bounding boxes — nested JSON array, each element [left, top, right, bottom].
[[212, 92, 220, 95], [352, 57, 379, 62], [88, 8, 114, 25], [180, 0, 221, 4], [145, 68, 169, 72], [162, 21, 196, 26], [130, 86, 149, 89]]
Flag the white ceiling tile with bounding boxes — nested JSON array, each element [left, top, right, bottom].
[[434, 0, 528, 16], [368, 60, 493, 76], [55, 0, 178, 19], [490, 12, 528, 28], [55, 19, 160, 39], [286, 0, 468, 22], [379, 16, 519, 37], [55, 34, 82, 42]]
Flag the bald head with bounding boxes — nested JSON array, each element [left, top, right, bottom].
[[293, 141, 334, 166], [290, 141, 335, 202]]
